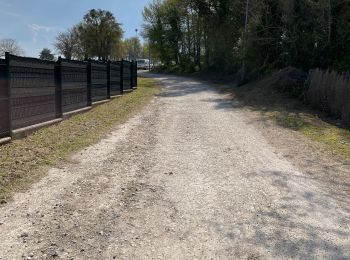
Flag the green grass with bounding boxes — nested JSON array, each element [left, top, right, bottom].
[[213, 77, 350, 161], [0, 78, 160, 201], [267, 111, 350, 159]]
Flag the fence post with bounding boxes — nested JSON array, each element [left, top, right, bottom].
[[55, 57, 63, 119], [120, 59, 124, 95], [107, 61, 111, 99], [4, 52, 12, 136], [87, 59, 92, 106], [135, 61, 138, 88], [130, 60, 134, 89]]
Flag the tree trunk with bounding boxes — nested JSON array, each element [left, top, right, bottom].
[[328, 0, 332, 43]]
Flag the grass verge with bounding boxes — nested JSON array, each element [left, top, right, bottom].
[[0, 78, 160, 202], [267, 111, 350, 160], [213, 76, 350, 161]]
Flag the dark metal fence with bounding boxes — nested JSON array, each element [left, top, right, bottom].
[[0, 58, 10, 138], [132, 61, 137, 89], [89, 60, 108, 102], [109, 61, 122, 96], [123, 60, 132, 90], [9, 54, 57, 129], [0, 53, 138, 141], [57, 58, 88, 113]]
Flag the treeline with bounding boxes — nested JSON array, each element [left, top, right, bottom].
[[142, 0, 350, 75], [1, 9, 148, 62], [54, 9, 147, 61], [54, 9, 123, 61]]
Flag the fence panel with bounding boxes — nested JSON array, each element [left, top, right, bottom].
[[123, 61, 132, 90], [132, 61, 137, 88], [308, 69, 350, 125], [0, 58, 10, 138], [9, 54, 56, 129], [90, 61, 108, 102], [109, 61, 122, 96], [58, 59, 88, 113], [0, 54, 137, 143]]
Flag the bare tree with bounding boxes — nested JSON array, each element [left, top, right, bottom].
[[0, 38, 24, 57], [54, 27, 79, 60]]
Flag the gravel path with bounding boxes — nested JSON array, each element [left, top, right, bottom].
[[0, 74, 350, 259]]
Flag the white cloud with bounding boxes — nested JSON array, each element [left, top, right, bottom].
[[28, 24, 62, 33], [28, 24, 62, 45]]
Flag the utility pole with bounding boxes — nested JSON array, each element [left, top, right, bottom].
[[241, 0, 249, 81], [135, 29, 139, 60]]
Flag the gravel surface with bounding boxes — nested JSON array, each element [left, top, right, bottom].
[[0, 74, 349, 259]]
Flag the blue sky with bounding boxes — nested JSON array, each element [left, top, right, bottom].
[[0, 0, 152, 57]]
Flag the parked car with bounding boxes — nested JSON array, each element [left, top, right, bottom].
[[137, 59, 150, 70]]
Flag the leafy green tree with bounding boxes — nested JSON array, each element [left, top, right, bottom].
[[39, 48, 55, 61], [327, 0, 350, 71], [124, 37, 142, 60], [142, 0, 174, 66], [141, 0, 350, 73], [142, 0, 245, 72], [77, 9, 123, 60]]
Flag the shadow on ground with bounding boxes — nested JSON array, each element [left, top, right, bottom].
[[145, 73, 350, 159], [139, 72, 350, 258], [251, 170, 350, 259]]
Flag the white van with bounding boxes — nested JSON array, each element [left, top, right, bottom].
[[137, 59, 150, 70]]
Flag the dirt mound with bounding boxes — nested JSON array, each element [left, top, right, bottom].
[[270, 67, 308, 97]]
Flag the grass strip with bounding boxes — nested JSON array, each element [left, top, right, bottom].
[[0, 78, 160, 201], [212, 79, 350, 161], [267, 111, 350, 160]]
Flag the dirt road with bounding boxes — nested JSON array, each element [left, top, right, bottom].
[[1, 74, 350, 259]]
